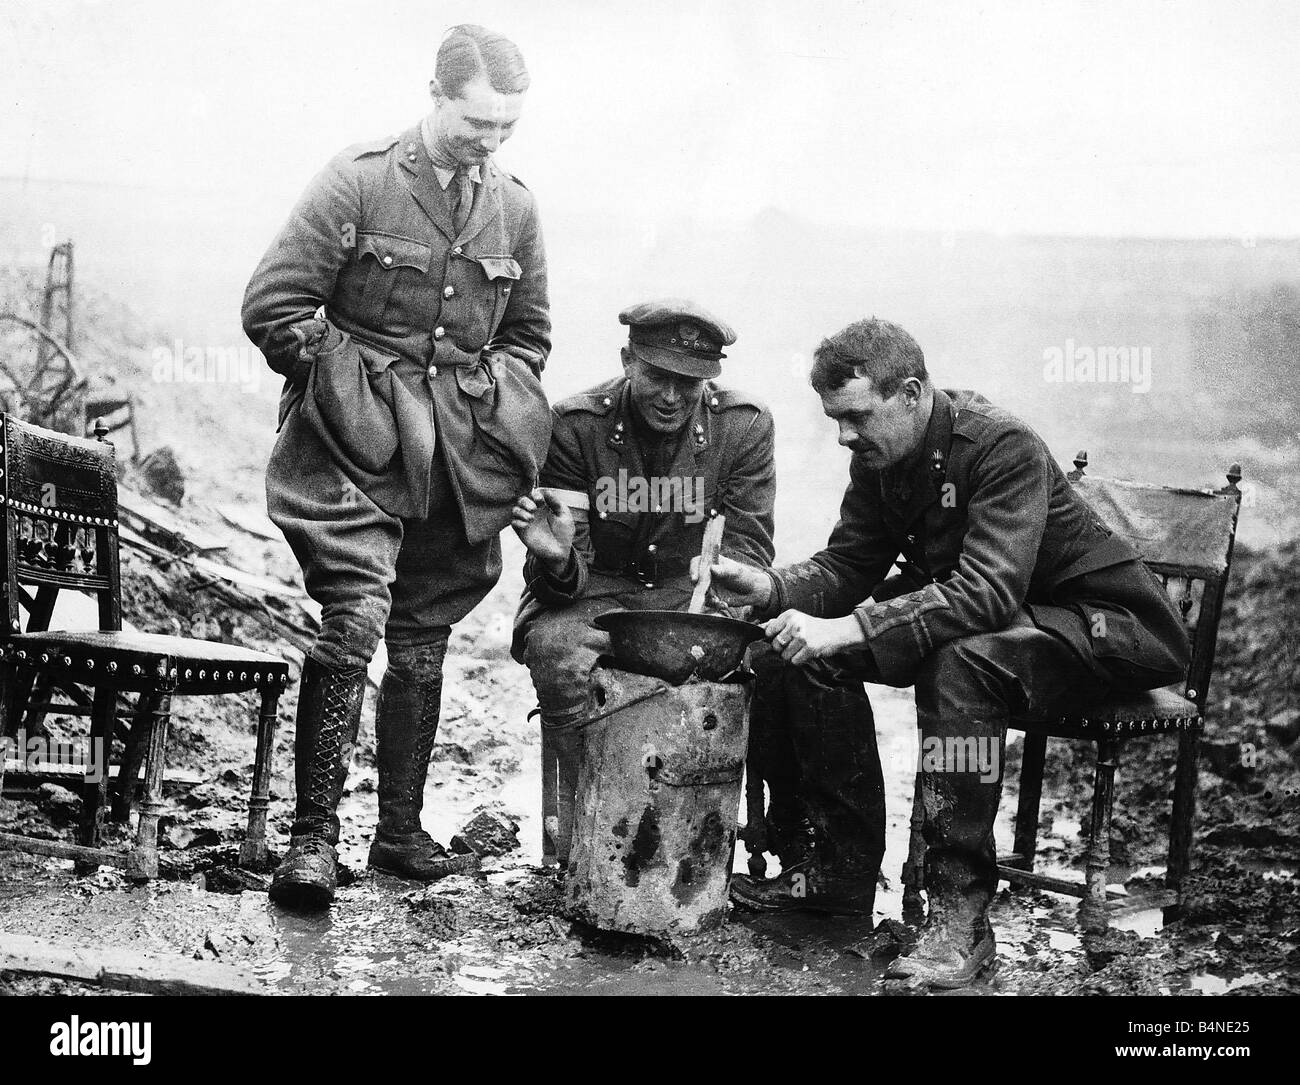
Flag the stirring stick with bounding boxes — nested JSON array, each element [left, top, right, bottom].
[[688, 513, 727, 615]]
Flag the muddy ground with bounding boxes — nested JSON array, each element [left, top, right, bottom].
[[1, 519, 1296, 997]]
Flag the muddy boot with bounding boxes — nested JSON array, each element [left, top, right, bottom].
[[884, 854, 996, 989], [730, 854, 877, 916], [368, 637, 455, 881], [541, 714, 582, 868], [270, 657, 367, 909], [886, 751, 1003, 988]]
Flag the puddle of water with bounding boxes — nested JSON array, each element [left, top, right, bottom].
[[1239, 858, 1297, 880], [1047, 930, 1082, 952], [452, 964, 511, 995], [1188, 970, 1272, 994], [1111, 907, 1165, 937], [1053, 818, 1081, 840]]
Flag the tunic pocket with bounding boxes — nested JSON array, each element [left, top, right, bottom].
[[475, 254, 522, 337], [355, 232, 432, 325]]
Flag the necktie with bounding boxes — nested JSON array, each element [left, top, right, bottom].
[[453, 169, 474, 234]]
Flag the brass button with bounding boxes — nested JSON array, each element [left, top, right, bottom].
[[453, 246, 463, 255], [602, 397, 611, 407], [382, 255, 393, 266], [434, 326, 445, 339], [429, 365, 438, 377], [443, 286, 455, 298]]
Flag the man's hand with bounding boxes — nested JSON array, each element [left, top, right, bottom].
[[765, 610, 865, 665], [511, 488, 575, 575], [694, 554, 773, 609]]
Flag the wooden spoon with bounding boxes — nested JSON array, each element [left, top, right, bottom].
[[688, 513, 726, 615]]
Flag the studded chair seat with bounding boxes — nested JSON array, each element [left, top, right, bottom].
[[1019, 684, 1200, 739], [8, 630, 289, 696]]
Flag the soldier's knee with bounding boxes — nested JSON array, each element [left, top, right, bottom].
[[523, 616, 598, 692], [385, 628, 451, 682], [916, 634, 1008, 716], [312, 602, 388, 671]]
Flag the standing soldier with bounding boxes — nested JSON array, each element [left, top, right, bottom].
[[242, 25, 551, 908], [510, 300, 885, 911]]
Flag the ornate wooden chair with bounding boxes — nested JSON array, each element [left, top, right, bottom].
[[0, 414, 290, 879], [901, 453, 1244, 931]]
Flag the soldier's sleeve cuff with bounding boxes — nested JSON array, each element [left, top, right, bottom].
[[762, 569, 785, 619], [540, 548, 581, 594]]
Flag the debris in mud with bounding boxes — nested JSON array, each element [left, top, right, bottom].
[[1083, 927, 1146, 970], [847, 917, 916, 961], [1177, 859, 1300, 928], [451, 808, 521, 857], [403, 887, 461, 939], [36, 784, 81, 825], [139, 445, 186, 505]]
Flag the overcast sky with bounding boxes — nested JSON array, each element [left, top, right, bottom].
[[3, 0, 1298, 239]]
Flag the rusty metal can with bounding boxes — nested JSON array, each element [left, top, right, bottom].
[[564, 665, 752, 936]]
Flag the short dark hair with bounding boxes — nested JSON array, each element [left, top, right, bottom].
[[436, 24, 530, 98], [809, 318, 929, 398]]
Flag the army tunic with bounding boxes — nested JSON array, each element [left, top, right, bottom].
[[769, 387, 1190, 692], [242, 124, 552, 667], [512, 374, 776, 716]]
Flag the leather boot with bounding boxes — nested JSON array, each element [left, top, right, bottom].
[[885, 744, 1003, 988], [368, 637, 455, 880], [731, 660, 884, 917], [729, 854, 878, 916], [269, 656, 367, 909], [541, 714, 582, 868], [885, 852, 996, 988]]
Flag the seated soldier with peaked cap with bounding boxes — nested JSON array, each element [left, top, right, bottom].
[[708, 317, 1190, 988], [510, 301, 885, 900]]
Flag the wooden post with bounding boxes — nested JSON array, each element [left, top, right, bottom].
[[239, 687, 279, 869]]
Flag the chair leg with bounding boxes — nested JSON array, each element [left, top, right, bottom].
[[1167, 728, 1201, 891], [1079, 736, 1119, 933], [901, 769, 927, 918], [6, 666, 40, 738], [0, 662, 14, 798], [126, 691, 171, 882], [1012, 731, 1047, 871], [111, 695, 153, 823], [540, 721, 559, 867], [239, 687, 280, 869], [78, 686, 116, 850], [743, 753, 768, 878]]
